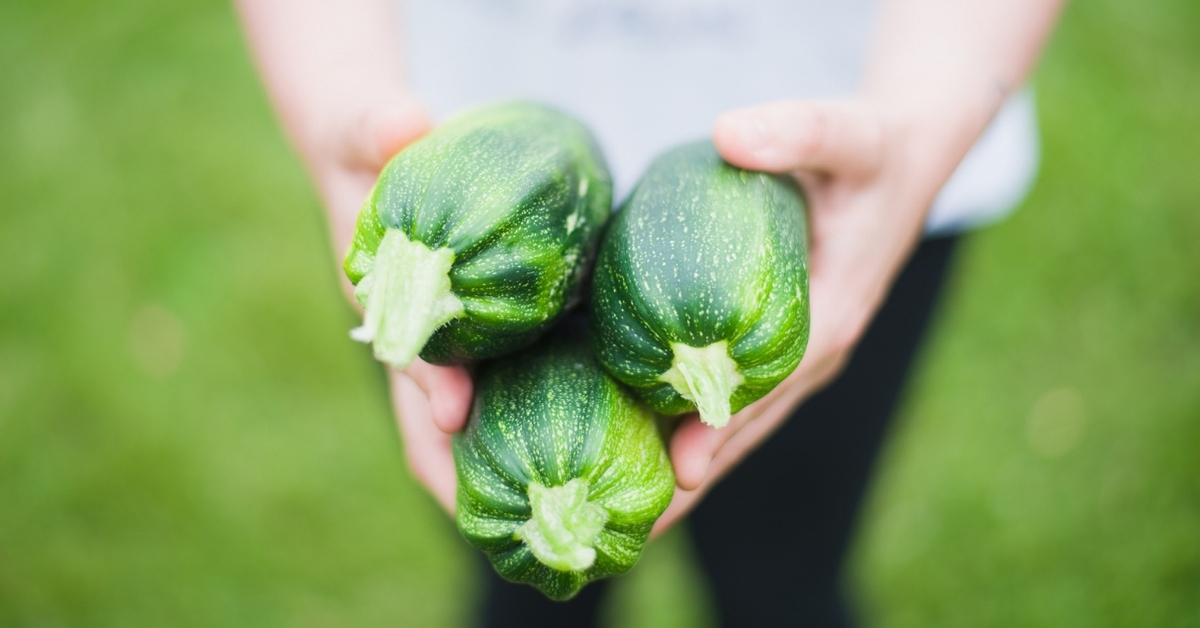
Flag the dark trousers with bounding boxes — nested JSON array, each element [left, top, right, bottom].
[[478, 235, 961, 628]]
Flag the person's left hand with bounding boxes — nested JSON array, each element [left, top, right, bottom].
[[651, 97, 961, 535]]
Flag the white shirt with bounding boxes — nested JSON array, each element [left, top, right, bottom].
[[401, 0, 1039, 235]]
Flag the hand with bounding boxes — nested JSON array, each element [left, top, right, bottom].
[[239, 0, 1062, 543], [307, 97, 473, 514], [652, 99, 960, 534]]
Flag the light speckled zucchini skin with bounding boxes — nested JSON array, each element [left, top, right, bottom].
[[344, 102, 612, 365], [453, 328, 675, 601], [590, 141, 810, 419]]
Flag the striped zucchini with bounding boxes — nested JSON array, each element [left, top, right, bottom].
[[454, 327, 674, 600], [344, 102, 612, 368], [590, 141, 810, 428]]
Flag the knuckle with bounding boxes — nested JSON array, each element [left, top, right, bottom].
[[810, 362, 846, 394], [822, 352, 852, 383], [797, 108, 829, 160], [830, 316, 869, 356]]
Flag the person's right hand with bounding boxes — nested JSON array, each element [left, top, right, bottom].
[[308, 96, 472, 514]]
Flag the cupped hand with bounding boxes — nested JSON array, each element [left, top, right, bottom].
[[652, 99, 954, 535], [311, 96, 472, 514]]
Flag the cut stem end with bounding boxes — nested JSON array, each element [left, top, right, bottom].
[[350, 229, 463, 369], [516, 479, 608, 572], [659, 341, 744, 428]]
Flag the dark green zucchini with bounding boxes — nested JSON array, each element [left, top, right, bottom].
[[453, 329, 675, 601], [590, 141, 810, 428], [344, 102, 612, 368]]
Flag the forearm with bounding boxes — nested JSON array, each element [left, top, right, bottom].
[[864, 0, 1065, 189], [236, 0, 432, 261], [235, 0, 409, 163], [667, 1, 1066, 529]]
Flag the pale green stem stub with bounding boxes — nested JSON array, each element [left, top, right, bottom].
[[515, 479, 609, 572], [350, 229, 464, 369], [659, 341, 745, 428]]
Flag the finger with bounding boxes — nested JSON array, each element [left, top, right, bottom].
[[667, 378, 794, 491], [651, 486, 701, 538], [323, 100, 434, 257], [656, 341, 855, 534], [669, 373, 799, 491], [708, 383, 810, 477], [391, 370, 457, 514], [341, 99, 434, 171], [406, 359, 473, 434], [665, 336, 849, 491], [668, 414, 724, 490], [667, 309, 853, 488], [656, 376, 817, 534], [713, 100, 883, 177]]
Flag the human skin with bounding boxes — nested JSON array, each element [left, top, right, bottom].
[[236, 0, 1065, 531]]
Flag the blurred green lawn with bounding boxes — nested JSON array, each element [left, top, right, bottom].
[[1, 0, 1197, 626]]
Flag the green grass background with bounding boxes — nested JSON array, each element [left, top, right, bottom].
[[0, 0, 1197, 626]]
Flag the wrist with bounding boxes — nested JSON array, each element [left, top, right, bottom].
[[868, 92, 997, 212]]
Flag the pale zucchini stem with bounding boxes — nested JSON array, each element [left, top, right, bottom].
[[659, 341, 745, 429], [350, 229, 464, 369], [516, 479, 608, 572]]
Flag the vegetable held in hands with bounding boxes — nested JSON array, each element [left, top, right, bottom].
[[454, 330, 674, 601], [591, 141, 810, 428], [344, 102, 612, 368]]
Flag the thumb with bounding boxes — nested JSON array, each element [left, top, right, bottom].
[[405, 360, 474, 434], [340, 98, 434, 171], [669, 415, 724, 490], [713, 100, 883, 177]]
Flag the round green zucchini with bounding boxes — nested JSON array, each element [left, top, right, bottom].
[[344, 102, 612, 368], [590, 141, 810, 428], [453, 328, 675, 601]]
